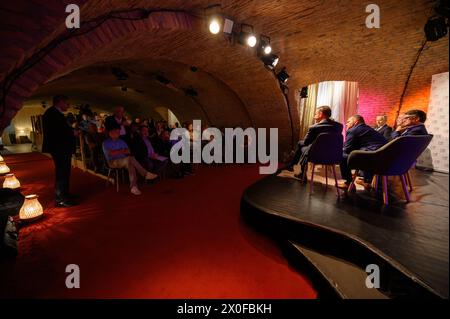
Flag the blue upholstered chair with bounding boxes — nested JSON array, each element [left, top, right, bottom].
[[307, 132, 343, 196], [347, 135, 433, 205]]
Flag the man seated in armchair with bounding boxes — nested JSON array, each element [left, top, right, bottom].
[[285, 105, 343, 180], [391, 109, 428, 139], [339, 115, 387, 190]]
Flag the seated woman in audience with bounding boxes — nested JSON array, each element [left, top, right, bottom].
[[102, 127, 158, 195], [391, 109, 428, 138]]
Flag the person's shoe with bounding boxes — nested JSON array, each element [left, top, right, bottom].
[[294, 172, 304, 179], [355, 178, 372, 190], [145, 172, 158, 180], [66, 193, 80, 200], [130, 186, 142, 195], [55, 200, 76, 208], [337, 182, 350, 190]]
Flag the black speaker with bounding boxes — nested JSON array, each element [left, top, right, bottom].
[[424, 17, 448, 41], [300, 86, 308, 98]]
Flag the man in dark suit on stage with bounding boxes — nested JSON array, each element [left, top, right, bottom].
[[374, 115, 393, 140], [42, 95, 78, 207], [286, 106, 343, 179], [339, 115, 387, 189], [391, 109, 428, 139]]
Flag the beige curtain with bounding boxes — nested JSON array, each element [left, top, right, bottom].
[[299, 83, 318, 138], [299, 81, 358, 137]]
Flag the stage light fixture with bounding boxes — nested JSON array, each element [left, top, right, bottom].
[[0, 161, 10, 175], [209, 18, 221, 34], [19, 194, 44, 222], [261, 54, 279, 69], [300, 86, 308, 98], [238, 24, 258, 48], [258, 35, 272, 55], [3, 173, 20, 189], [424, 16, 448, 41], [277, 68, 290, 84]]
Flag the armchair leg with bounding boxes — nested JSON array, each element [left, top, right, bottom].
[[372, 175, 379, 191], [309, 163, 316, 194], [348, 170, 358, 193], [406, 171, 413, 192], [382, 175, 389, 205], [324, 165, 328, 188], [331, 165, 340, 197], [400, 174, 411, 203]]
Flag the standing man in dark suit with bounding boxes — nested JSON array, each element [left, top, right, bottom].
[[339, 115, 387, 189], [391, 109, 428, 139], [286, 106, 343, 179], [42, 95, 78, 207], [374, 115, 393, 141]]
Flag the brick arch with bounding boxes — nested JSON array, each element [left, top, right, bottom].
[[1, 10, 292, 150], [1, 11, 195, 130]]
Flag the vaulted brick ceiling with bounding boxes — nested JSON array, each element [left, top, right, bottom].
[[0, 0, 448, 152]]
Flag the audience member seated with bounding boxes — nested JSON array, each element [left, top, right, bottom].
[[104, 106, 130, 139], [130, 125, 169, 177], [84, 122, 105, 173], [374, 115, 393, 140], [391, 109, 428, 139], [339, 115, 387, 189], [102, 127, 158, 195], [286, 106, 343, 180]]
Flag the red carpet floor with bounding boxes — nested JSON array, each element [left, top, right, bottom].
[[0, 153, 316, 298]]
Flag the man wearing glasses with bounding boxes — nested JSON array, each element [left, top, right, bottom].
[[392, 109, 428, 139]]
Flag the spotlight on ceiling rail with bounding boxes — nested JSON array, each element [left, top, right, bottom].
[[238, 24, 257, 48], [205, 4, 224, 35], [258, 35, 272, 55], [277, 67, 290, 84], [185, 88, 198, 97], [261, 53, 279, 69]]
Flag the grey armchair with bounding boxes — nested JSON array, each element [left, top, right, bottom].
[[347, 135, 433, 205], [307, 132, 343, 196]]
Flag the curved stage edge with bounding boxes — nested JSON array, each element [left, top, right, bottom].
[[240, 168, 449, 299]]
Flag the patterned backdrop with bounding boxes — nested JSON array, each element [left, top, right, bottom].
[[417, 72, 449, 173]]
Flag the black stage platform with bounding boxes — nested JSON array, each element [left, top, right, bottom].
[[241, 167, 449, 299]]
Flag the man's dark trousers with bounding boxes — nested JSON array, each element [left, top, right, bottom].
[[51, 152, 72, 202]]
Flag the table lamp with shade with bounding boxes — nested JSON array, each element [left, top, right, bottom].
[[0, 161, 10, 174], [19, 194, 44, 222], [3, 173, 20, 189]]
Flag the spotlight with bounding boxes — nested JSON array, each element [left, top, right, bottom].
[[247, 35, 257, 47], [261, 54, 279, 69], [209, 18, 221, 34], [238, 24, 258, 48], [300, 86, 308, 98], [258, 35, 272, 55], [424, 17, 448, 41], [277, 67, 290, 84]]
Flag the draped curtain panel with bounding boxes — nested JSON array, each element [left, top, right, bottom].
[[417, 72, 449, 173], [299, 81, 358, 138], [299, 83, 318, 138]]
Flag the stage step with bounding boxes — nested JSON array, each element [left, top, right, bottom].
[[289, 241, 390, 299]]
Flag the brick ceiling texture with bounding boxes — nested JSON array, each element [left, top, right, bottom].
[[0, 0, 448, 152]]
